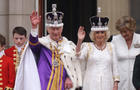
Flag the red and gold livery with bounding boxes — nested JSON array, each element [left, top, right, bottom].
[[0, 55, 15, 90], [4, 46, 24, 72]]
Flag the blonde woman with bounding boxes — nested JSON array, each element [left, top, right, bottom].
[[112, 16, 140, 90], [76, 16, 120, 90]]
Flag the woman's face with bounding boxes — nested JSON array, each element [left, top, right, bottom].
[[120, 28, 134, 41], [94, 31, 106, 43]]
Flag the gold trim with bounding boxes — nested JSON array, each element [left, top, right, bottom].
[[50, 49, 58, 90], [52, 48, 63, 90], [0, 78, 2, 81], [0, 69, 2, 71], [57, 57, 61, 89], [107, 42, 113, 56], [47, 50, 55, 90], [0, 65, 2, 67], [87, 43, 92, 60], [5, 86, 13, 90], [13, 50, 17, 52], [47, 45, 64, 90], [0, 82, 3, 85], [58, 37, 63, 43], [0, 60, 2, 63], [60, 64, 64, 90], [51, 63, 58, 90], [113, 76, 120, 81], [29, 41, 39, 46], [13, 54, 18, 57]]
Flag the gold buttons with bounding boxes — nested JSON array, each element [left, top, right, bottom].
[[0, 78, 3, 81], [0, 82, 3, 85], [0, 73, 2, 76]]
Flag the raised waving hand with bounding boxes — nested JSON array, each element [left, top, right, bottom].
[[76, 26, 85, 54], [77, 26, 85, 41], [30, 11, 41, 29]]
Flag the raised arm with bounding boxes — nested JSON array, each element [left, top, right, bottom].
[[30, 11, 41, 29], [29, 11, 41, 54], [76, 26, 85, 54]]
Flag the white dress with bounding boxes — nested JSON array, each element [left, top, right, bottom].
[[112, 33, 140, 90], [78, 42, 119, 90]]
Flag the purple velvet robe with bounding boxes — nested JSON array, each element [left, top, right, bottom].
[[29, 34, 67, 90]]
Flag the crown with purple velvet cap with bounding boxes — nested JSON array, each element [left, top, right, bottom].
[[89, 7, 109, 31], [46, 4, 64, 27]]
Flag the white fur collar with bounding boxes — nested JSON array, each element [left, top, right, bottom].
[[38, 35, 68, 50]]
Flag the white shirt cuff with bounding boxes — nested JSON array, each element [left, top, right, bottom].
[[31, 28, 38, 37]]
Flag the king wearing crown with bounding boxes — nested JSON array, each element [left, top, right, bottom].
[[26, 4, 82, 90]]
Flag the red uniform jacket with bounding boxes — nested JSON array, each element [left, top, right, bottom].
[[5, 46, 24, 71], [0, 55, 16, 89]]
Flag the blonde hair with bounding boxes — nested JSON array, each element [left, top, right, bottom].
[[116, 16, 136, 32], [89, 30, 110, 41]]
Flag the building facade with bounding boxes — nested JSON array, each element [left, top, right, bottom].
[[1, 0, 138, 47]]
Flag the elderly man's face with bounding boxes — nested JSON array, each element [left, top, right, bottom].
[[47, 27, 63, 41]]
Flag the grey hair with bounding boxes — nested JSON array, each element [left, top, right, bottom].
[[116, 16, 136, 32]]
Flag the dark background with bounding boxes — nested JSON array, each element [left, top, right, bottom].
[[130, 0, 140, 34], [44, 0, 97, 44]]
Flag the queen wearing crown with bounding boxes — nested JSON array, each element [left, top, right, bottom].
[[76, 8, 120, 90]]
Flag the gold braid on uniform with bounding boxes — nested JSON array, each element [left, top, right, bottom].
[[5, 86, 13, 90]]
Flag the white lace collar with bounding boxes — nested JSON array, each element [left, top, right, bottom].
[[15, 45, 25, 53], [0, 50, 5, 58]]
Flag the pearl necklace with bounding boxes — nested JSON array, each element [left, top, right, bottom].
[[94, 43, 106, 51]]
